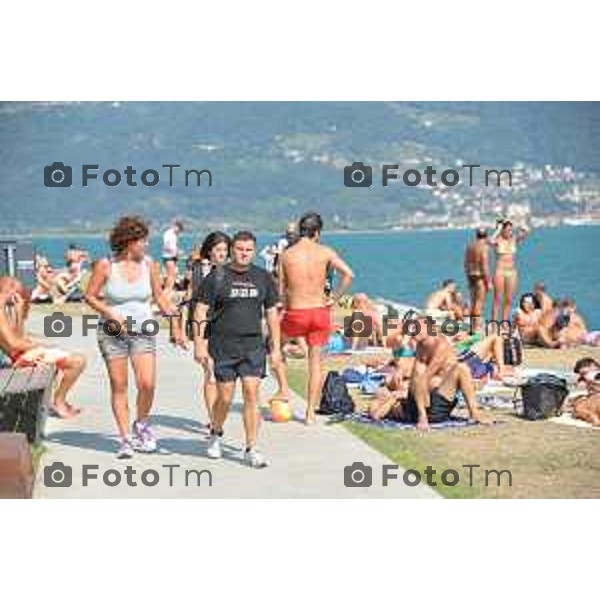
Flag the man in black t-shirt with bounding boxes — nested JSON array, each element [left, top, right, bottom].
[[193, 231, 282, 468]]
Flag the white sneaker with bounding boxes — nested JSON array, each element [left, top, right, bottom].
[[116, 438, 135, 459], [244, 447, 269, 469], [207, 433, 223, 459]]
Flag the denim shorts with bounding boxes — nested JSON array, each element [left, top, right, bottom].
[[97, 329, 156, 360]]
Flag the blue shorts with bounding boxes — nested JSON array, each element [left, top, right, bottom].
[[212, 347, 267, 382]]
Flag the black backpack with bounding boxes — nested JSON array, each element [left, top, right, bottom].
[[317, 371, 355, 415], [503, 335, 523, 366], [520, 373, 569, 420]]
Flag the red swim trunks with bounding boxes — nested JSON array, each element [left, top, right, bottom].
[[281, 306, 332, 347]]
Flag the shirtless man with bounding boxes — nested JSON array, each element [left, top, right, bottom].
[[464, 227, 491, 330], [572, 357, 600, 426], [426, 279, 463, 320], [0, 277, 86, 418], [408, 318, 486, 430], [279, 212, 354, 423], [534, 282, 553, 314]]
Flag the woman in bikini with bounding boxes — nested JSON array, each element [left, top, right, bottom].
[[490, 219, 530, 323]]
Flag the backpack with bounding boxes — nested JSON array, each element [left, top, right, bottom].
[[317, 371, 355, 415], [187, 265, 230, 340], [520, 373, 569, 420], [503, 334, 523, 366]]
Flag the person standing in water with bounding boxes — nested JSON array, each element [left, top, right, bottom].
[[490, 219, 530, 323], [464, 227, 491, 331], [86, 216, 185, 459], [279, 212, 354, 424]]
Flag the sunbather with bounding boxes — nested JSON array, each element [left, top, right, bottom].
[[533, 282, 553, 314], [572, 357, 600, 426], [426, 279, 464, 320], [454, 331, 510, 380], [372, 317, 487, 429], [514, 293, 542, 344], [0, 276, 86, 418]]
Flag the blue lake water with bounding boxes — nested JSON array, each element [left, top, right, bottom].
[[32, 226, 600, 327]]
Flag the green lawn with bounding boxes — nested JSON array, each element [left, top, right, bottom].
[[285, 356, 600, 499]]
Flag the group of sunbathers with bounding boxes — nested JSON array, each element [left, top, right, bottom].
[[30, 245, 89, 304]]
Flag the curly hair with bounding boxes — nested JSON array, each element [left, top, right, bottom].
[[109, 215, 149, 254]]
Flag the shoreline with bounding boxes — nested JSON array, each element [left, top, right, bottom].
[[2, 222, 600, 238]]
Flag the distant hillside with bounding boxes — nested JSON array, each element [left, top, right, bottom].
[[0, 101, 598, 232]]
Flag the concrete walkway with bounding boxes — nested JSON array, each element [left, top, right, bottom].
[[31, 312, 438, 499]]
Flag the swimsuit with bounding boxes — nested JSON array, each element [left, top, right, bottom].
[[496, 237, 517, 277], [281, 306, 332, 346]]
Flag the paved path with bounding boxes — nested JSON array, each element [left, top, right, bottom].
[[31, 312, 439, 499]]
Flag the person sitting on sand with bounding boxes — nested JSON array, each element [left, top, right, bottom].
[[464, 227, 491, 330], [31, 257, 55, 303], [53, 260, 84, 303], [555, 299, 600, 347], [571, 357, 600, 426], [533, 299, 573, 349], [371, 317, 488, 429], [533, 282, 553, 314], [348, 293, 383, 349], [0, 276, 86, 418], [514, 293, 543, 345], [426, 279, 464, 320]]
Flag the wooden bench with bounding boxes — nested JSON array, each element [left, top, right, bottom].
[[0, 432, 34, 498], [0, 364, 55, 444]]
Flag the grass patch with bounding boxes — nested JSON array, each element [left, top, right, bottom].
[[30, 443, 45, 472], [286, 349, 600, 498]]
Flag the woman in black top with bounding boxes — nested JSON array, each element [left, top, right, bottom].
[[187, 231, 231, 427]]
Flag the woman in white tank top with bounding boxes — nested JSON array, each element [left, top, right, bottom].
[[86, 216, 186, 459]]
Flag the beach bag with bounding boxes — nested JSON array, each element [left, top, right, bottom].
[[503, 335, 523, 366], [359, 373, 386, 395], [326, 331, 348, 354], [318, 371, 355, 415], [341, 368, 363, 384], [520, 373, 569, 420]]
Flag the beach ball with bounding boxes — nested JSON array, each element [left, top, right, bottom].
[[270, 400, 293, 423]]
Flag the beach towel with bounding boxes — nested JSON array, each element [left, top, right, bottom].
[[549, 413, 600, 430], [342, 411, 491, 430]]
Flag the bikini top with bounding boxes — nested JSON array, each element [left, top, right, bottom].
[[496, 236, 517, 256]]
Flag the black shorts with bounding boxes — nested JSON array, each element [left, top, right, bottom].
[[162, 257, 178, 265], [212, 347, 267, 382], [405, 390, 457, 423]]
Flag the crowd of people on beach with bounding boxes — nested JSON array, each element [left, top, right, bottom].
[[1, 212, 600, 467]]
